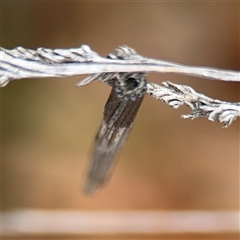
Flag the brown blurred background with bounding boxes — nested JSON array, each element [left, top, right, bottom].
[[1, 1, 239, 215]]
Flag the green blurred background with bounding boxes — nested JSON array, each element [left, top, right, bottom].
[[1, 2, 239, 211]]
